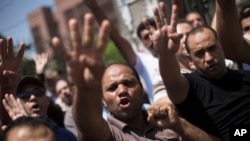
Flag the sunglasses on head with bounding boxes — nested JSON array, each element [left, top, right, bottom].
[[17, 88, 45, 100]]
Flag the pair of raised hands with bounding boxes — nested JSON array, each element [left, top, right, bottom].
[[52, 2, 181, 89], [1, 1, 181, 130]]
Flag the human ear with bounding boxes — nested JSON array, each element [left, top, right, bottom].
[[102, 98, 107, 107]]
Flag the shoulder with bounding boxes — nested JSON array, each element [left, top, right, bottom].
[[183, 72, 205, 83], [55, 127, 77, 140]]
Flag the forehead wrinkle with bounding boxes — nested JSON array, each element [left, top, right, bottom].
[[189, 31, 216, 50], [102, 65, 135, 87]]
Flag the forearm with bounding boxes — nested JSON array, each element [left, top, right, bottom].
[[174, 118, 221, 141], [86, 2, 136, 65], [72, 86, 110, 141], [157, 45, 188, 103], [215, 0, 250, 63]]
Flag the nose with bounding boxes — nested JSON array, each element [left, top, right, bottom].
[[117, 84, 128, 98], [29, 94, 37, 101], [204, 51, 213, 63]]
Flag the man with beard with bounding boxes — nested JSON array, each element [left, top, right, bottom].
[[51, 10, 220, 141], [149, 2, 250, 140]]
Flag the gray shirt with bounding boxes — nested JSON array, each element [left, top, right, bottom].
[[107, 113, 182, 141]]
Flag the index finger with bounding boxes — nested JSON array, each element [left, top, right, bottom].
[[159, 2, 169, 26], [0, 39, 4, 61], [52, 37, 71, 61], [96, 19, 111, 54], [7, 37, 14, 60], [153, 7, 163, 30], [69, 19, 82, 53], [14, 42, 25, 69], [170, 5, 178, 32], [82, 13, 95, 48], [142, 18, 155, 35]]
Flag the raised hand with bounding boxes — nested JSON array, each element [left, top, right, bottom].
[[52, 13, 111, 89], [34, 52, 48, 74], [143, 2, 181, 54], [2, 94, 28, 120], [0, 37, 25, 88]]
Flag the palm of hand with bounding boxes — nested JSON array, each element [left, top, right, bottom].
[[34, 53, 48, 73], [3, 94, 28, 120], [0, 38, 24, 87], [145, 3, 181, 55], [52, 13, 110, 89], [67, 48, 104, 89]]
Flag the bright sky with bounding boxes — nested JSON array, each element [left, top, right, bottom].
[[0, 0, 55, 46]]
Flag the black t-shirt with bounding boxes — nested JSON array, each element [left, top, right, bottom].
[[176, 69, 250, 141]]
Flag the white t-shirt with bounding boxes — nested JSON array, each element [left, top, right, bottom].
[[134, 52, 162, 104], [55, 97, 71, 112]]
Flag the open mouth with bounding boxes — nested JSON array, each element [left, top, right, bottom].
[[119, 98, 131, 109], [31, 104, 40, 112], [208, 64, 216, 70]]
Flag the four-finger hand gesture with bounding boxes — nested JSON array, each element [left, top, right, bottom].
[[2, 94, 28, 120], [34, 52, 48, 74], [143, 2, 181, 55], [0, 37, 25, 88], [52, 13, 110, 89]]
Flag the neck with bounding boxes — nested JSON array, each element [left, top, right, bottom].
[[122, 111, 148, 130]]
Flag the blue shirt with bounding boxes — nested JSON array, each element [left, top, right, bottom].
[[47, 118, 77, 141]]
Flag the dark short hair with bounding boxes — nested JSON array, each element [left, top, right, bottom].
[[240, 4, 250, 16], [104, 63, 143, 88], [2, 116, 55, 141], [16, 76, 45, 95], [184, 26, 218, 53], [136, 18, 156, 39], [239, 10, 250, 25]]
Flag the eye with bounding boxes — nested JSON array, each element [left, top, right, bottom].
[[107, 84, 117, 92], [208, 45, 216, 52], [194, 50, 204, 57], [18, 92, 30, 100], [123, 80, 136, 87], [142, 34, 149, 40], [196, 18, 201, 22], [244, 26, 250, 32], [32, 88, 45, 97]]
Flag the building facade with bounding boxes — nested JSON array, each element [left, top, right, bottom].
[[28, 0, 118, 57], [29, 0, 249, 56]]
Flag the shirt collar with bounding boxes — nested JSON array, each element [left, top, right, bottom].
[[107, 111, 153, 131]]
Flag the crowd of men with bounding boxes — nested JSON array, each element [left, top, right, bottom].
[[0, 0, 250, 141]]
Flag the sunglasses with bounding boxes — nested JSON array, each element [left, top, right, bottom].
[[17, 88, 45, 100]]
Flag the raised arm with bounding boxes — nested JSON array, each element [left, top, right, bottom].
[[145, 2, 189, 104], [52, 13, 111, 141], [0, 37, 25, 125], [33, 52, 48, 82], [215, 0, 250, 64], [0, 37, 25, 94], [84, 0, 136, 66]]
